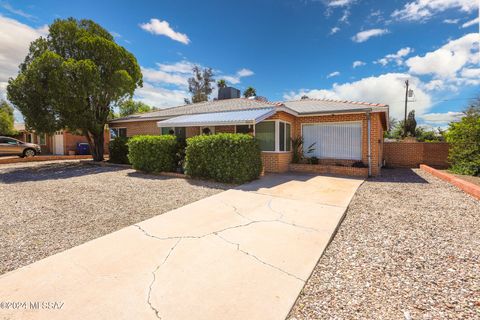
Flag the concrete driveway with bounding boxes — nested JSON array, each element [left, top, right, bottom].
[[0, 173, 363, 320]]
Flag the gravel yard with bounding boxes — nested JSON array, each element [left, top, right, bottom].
[[289, 168, 480, 320], [441, 170, 480, 187], [0, 161, 229, 275]]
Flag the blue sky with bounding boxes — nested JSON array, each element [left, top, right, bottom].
[[0, 0, 479, 127]]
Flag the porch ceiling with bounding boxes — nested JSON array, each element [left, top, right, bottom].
[[157, 108, 276, 127]]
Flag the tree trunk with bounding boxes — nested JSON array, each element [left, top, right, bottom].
[[86, 131, 105, 162]]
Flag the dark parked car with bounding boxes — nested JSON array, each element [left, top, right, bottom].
[[0, 136, 41, 157]]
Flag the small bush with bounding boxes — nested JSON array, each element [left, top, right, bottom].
[[108, 136, 130, 164], [128, 135, 177, 173], [185, 133, 262, 183]]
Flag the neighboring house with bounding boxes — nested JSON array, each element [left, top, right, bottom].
[[109, 90, 389, 176], [13, 124, 109, 155]]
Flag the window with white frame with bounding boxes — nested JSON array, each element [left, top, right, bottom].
[[254, 120, 291, 152], [110, 128, 127, 139]]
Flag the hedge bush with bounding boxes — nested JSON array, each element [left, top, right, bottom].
[[445, 106, 480, 176], [185, 133, 262, 183], [108, 136, 130, 164], [128, 135, 177, 173]]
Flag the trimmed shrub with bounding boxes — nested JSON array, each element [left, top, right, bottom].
[[185, 133, 262, 183], [445, 105, 480, 176], [108, 136, 130, 164], [128, 135, 177, 173]]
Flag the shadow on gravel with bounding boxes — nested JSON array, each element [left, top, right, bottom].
[[368, 168, 429, 183], [0, 162, 129, 184], [126, 171, 232, 190]]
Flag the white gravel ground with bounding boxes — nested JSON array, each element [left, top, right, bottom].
[[0, 161, 229, 275], [288, 168, 480, 320]]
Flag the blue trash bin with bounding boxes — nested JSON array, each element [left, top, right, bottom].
[[76, 143, 90, 155]]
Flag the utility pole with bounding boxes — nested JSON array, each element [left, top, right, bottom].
[[403, 80, 409, 138]]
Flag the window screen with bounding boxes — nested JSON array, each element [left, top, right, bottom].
[[302, 122, 362, 160]]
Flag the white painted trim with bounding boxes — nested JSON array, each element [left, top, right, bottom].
[[110, 127, 127, 139], [256, 119, 292, 152]]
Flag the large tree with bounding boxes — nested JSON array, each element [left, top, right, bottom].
[[187, 66, 214, 103], [118, 99, 152, 117], [0, 100, 17, 136], [7, 18, 142, 161]]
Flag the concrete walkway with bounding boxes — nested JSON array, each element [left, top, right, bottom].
[[0, 173, 363, 320]]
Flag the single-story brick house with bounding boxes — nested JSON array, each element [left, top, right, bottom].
[[109, 96, 389, 176], [14, 123, 109, 155]]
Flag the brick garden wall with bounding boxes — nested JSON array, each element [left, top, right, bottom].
[[261, 152, 292, 173], [384, 142, 449, 168]]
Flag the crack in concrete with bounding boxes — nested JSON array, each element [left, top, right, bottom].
[[147, 238, 181, 319], [133, 197, 318, 242], [213, 233, 305, 282], [132, 197, 321, 315], [218, 199, 253, 222]]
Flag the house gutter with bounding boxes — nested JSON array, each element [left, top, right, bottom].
[[367, 111, 372, 177]]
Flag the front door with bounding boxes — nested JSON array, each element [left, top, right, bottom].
[[53, 132, 64, 155]]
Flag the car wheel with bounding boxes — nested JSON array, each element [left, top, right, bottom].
[[23, 149, 36, 158]]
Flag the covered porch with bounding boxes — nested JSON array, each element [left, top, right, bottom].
[[156, 108, 294, 173]]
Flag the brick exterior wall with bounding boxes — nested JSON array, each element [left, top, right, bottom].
[[291, 112, 384, 176], [384, 142, 449, 168], [109, 120, 160, 136], [215, 125, 236, 133], [186, 127, 200, 138], [261, 152, 292, 173]]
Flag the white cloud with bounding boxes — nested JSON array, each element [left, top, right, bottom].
[[339, 9, 350, 23], [462, 17, 479, 28], [352, 28, 389, 43], [283, 73, 433, 120], [140, 60, 200, 87], [326, 0, 355, 7], [0, 2, 36, 20], [137, 62, 254, 108], [237, 68, 254, 77], [392, 0, 478, 21], [330, 27, 340, 34], [141, 67, 189, 87], [0, 15, 47, 101], [443, 18, 459, 24], [352, 60, 366, 68], [222, 68, 254, 85], [156, 61, 195, 74], [140, 18, 190, 44], [135, 82, 188, 108], [327, 71, 340, 78], [421, 111, 464, 123], [460, 67, 480, 78], [376, 47, 413, 66], [406, 33, 479, 78]]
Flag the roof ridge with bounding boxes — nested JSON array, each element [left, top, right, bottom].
[[288, 98, 387, 107]]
